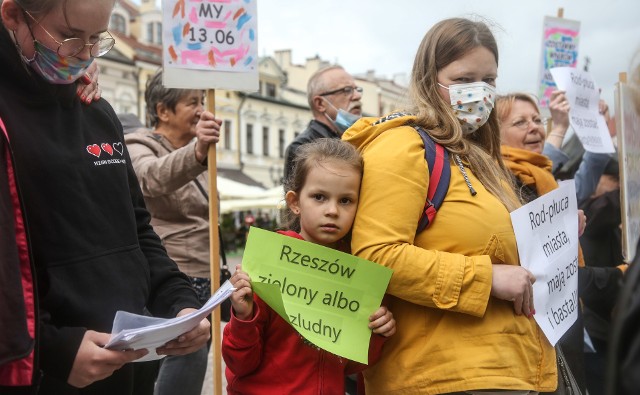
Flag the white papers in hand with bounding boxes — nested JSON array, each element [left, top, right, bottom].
[[104, 280, 235, 362]]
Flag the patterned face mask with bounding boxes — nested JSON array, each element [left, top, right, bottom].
[[439, 81, 496, 134], [21, 41, 94, 84]]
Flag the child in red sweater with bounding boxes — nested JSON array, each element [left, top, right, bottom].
[[222, 138, 395, 394]]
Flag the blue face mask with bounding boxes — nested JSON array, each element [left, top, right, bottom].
[[21, 41, 94, 84], [322, 98, 361, 135]]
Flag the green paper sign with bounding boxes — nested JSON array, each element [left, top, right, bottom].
[[241, 227, 392, 364]]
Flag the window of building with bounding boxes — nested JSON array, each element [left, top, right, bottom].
[[262, 126, 269, 156], [246, 124, 253, 154], [265, 82, 276, 98], [146, 23, 153, 43], [110, 14, 126, 34], [224, 120, 232, 150], [155, 22, 162, 45], [278, 129, 285, 158]]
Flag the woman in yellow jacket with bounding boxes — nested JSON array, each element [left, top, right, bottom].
[[342, 18, 557, 394]]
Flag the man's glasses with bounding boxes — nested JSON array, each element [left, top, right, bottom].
[[23, 9, 115, 58], [510, 117, 547, 130], [319, 86, 363, 97]]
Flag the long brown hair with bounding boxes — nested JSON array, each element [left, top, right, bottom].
[[409, 18, 520, 211], [283, 138, 363, 232]]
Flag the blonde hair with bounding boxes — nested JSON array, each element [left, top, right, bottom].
[[408, 17, 520, 211], [495, 92, 540, 125]]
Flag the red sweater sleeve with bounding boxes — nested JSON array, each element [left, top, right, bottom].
[[221, 297, 268, 377]]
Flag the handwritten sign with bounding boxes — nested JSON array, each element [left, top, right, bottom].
[[510, 181, 579, 345], [537, 16, 580, 109], [241, 227, 392, 364], [550, 67, 615, 154], [161, 0, 258, 91], [614, 81, 640, 262]]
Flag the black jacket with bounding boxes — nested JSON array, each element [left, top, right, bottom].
[[0, 113, 38, 394], [0, 25, 199, 394], [607, 237, 640, 395]]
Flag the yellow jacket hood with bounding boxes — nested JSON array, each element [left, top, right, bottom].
[[342, 112, 417, 153]]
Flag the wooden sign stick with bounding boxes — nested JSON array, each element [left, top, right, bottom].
[[206, 88, 223, 395]]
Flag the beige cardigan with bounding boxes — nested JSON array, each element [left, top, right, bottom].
[[125, 129, 211, 278]]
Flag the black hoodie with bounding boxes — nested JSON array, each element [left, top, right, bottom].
[[0, 24, 199, 394]]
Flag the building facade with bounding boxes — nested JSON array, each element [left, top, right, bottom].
[[100, 0, 408, 188]]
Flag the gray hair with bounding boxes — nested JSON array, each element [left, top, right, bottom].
[[145, 68, 202, 128], [306, 65, 344, 109]]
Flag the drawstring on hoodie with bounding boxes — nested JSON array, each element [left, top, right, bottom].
[[453, 154, 477, 196]]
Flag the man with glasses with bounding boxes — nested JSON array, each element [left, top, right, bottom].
[[284, 65, 363, 180]]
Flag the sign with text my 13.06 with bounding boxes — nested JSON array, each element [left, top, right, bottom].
[[163, 0, 257, 72]]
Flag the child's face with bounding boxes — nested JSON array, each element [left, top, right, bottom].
[[287, 160, 361, 248]]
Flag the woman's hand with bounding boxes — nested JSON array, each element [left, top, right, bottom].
[[599, 99, 616, 137], [68, 330, 148, 388], [229, 265, 254, 320], [369, 305, 396, 337], [76, 62, 101, 105], [156, 309, 211, 356], [491, 264, 536, 317], [578, 209, 587, 237], [547, 90, 570, 147], [194, 111, 222, 164]]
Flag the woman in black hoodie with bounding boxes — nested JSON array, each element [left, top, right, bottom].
[[0, 1, 210, 393]]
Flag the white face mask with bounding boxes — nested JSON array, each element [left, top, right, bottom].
[[439, 81, 496, 134]]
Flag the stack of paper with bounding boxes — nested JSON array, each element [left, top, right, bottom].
[[105, 280, 235, 361]]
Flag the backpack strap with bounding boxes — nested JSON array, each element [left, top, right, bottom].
[[414, 126, 450, 233]]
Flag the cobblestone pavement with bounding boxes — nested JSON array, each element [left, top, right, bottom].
[[200, 322, 228, 395]]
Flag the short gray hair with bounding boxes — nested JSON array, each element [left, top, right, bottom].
[[306, 65, 344, 109], [144, 69, 201, 128]]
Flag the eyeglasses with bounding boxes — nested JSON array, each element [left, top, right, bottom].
[[319, 86, 363, 97], [510, 117, 547, 130], [23, 9, 115, 58]]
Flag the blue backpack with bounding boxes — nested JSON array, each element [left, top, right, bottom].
[[414, 126, 450, 233], [371, 113, 451, 233]]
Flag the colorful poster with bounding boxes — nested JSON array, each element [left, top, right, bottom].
[[510, 181, 580, 346], [549, 67, 615, 153], [161, 0, 258, 91], [614, 81, 640, 262], [241, 227, 393, 364], [537, 16, 580, 109]]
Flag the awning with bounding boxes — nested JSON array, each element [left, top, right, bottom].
[[217, 176, 268, 199], [219, 186, 285, 214]]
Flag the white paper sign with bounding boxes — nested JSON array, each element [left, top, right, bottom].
[[510, 181, 579, 345], [549, 67, 615, 154]]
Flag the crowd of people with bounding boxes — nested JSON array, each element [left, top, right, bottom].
[[1, 0, 639, 394]]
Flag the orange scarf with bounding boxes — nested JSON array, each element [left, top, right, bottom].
[[501, 145, 557, 196], [501, 145, 584, 267]]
